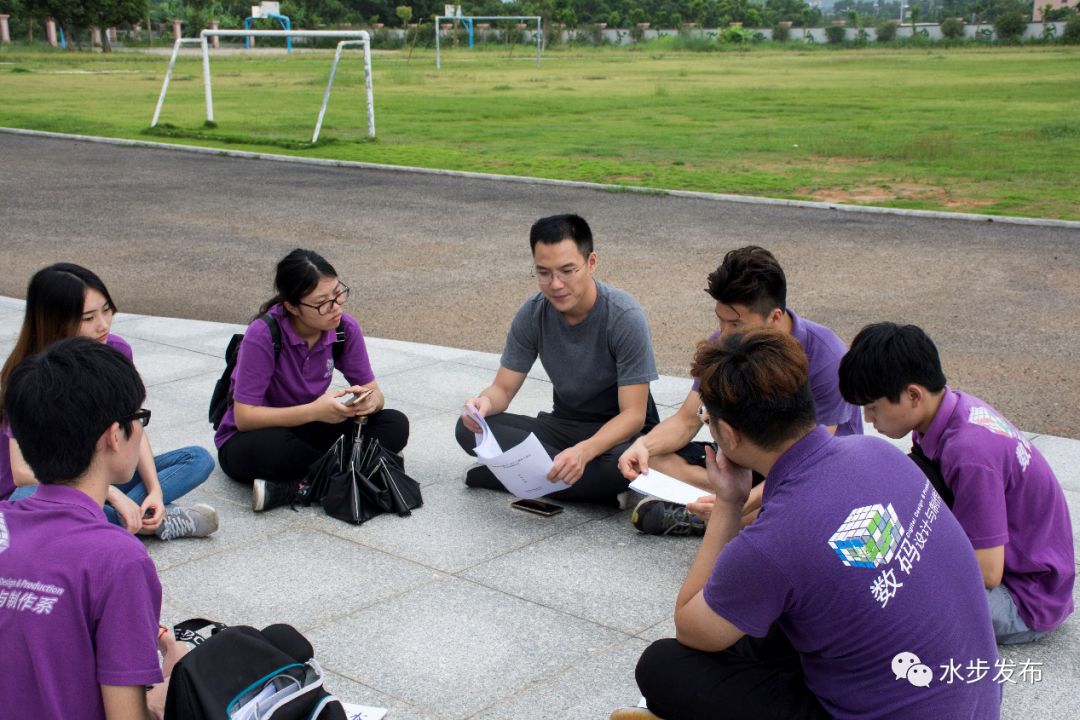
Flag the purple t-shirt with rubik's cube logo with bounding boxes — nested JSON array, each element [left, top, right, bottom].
[[704, 427, 1000, 718]]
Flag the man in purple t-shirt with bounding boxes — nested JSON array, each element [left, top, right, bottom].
[[619, 245, 862, 536], [0, 338, 185, 720], [839, 322, 1075, 644], [623, 328, 1000, 720]]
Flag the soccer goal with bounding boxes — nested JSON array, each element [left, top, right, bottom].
[[434, 14, 543, 70], [150, 29, 375, 142]]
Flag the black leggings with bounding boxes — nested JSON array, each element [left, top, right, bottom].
[[635, 626, 831, 720], [219, 409, 409, 484]]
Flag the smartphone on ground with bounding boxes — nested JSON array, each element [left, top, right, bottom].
[[511, 499, 564, 517]]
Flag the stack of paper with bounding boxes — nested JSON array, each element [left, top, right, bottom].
[[465, 403, 568, 499]]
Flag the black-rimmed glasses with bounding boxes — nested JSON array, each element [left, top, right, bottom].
[[119, 408, 152, 428], [298, 284, 350, 316]]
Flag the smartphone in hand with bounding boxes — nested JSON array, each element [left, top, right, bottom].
[[339, 388, 374, 407]]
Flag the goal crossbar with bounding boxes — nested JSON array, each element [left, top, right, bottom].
[[151, 29, 375, 141]]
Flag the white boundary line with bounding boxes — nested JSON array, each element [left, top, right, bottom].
[[2, 126, 1079, 230]]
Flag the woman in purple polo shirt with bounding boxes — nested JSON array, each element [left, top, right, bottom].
[[0, 263, 218, 541], [214, 248, 410, 512]]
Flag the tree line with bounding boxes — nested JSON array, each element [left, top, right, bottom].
[[2, 0, 1074, 48]]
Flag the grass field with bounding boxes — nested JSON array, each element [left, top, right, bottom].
[[2, 44, 1078, 219]]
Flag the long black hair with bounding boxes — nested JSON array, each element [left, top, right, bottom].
[[1, 263, 117, 420], [257, 249, 338, 319]]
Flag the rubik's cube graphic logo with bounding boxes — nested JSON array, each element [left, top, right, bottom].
[[968, 406, 1015, 439], [828, 503, 903, 569]]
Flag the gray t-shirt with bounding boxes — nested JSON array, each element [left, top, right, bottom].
[[501, 280, 660, 426]]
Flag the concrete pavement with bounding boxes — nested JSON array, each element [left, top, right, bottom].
[[1, 295, 1076, 719]]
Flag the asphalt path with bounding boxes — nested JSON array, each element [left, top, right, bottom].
[[2, 132, 1079, 436]]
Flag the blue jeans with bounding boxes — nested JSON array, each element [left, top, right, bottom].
[[11, 446, 214, 527]]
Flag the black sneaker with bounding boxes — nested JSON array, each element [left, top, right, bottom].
[[252, 479, 301, 512], [631, 498, 705, 536], [463, 462, 500, 490]]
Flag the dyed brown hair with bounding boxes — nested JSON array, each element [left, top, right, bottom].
[[691, 327, 816, 449]]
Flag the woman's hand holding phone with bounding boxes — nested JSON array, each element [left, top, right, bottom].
[[312, 392, 358, 423]]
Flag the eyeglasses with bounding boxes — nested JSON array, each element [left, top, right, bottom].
[[119, 408, 152, 428], [298, 284, 350, 316], [533, 264, 586, 285]]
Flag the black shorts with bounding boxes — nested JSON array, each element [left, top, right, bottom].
[[673, 441, 709, 467], [673, 441, 765, 488]]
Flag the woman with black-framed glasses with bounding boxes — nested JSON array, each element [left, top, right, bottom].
[[0, 263, 218, 541], [214, 248, 409, 512]]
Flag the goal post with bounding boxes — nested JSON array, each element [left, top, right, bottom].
[[434, 16, 543, 70], [150, 29, 375, 142]]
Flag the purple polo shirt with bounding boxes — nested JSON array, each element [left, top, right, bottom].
[[215, 305, 375, 447], [106, 333, 134, 362], [914, 388, 1075, 632], [0, 484, 163, 719], [692, 310, 862, 436], [704, 427, 1000, 719], [0, 334, 134, 500]]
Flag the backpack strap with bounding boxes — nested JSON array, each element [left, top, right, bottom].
[[259, 313, 282, 359], [332, 323, 347, 361]]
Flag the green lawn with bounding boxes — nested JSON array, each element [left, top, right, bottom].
[[2, 44, 1078, 219]]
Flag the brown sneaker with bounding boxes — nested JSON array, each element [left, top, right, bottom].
[[610, 708, 661, 720]]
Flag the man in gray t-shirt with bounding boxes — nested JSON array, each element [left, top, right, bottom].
[[455, 214, 660, 505]]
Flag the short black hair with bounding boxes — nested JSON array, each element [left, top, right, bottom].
[[706, 246, 786, 317], [3, 337, 146, 485], [529, 214, 593, 257], [692, 328, 817, 450], [839, 322, 947, 405]]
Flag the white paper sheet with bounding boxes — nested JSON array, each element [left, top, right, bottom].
[[340, 702, 387, 720], [465, 404, 568, 499], [630, 469, 709, 506], [466, 403, 504, 460]]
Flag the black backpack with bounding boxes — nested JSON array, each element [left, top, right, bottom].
[[164, 623, 347, 720], [208, 314, 346, 430]]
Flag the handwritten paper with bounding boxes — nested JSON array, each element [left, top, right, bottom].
[[340, 703, 387, 720]]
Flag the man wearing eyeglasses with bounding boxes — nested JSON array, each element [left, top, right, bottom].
[[0, 337, 185, 720], [456, 214, 660, 505]]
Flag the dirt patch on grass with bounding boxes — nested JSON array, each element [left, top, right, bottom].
[[806, 182, 996, 211]]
